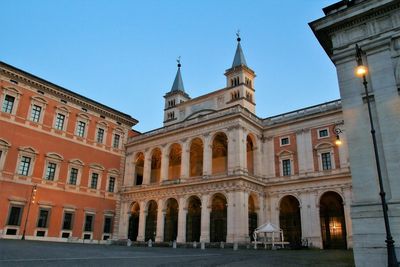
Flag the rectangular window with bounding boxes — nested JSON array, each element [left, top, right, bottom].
[[69, 168, 78, 185], [55, 113, 65, 130], [84, 214, 94, 232], [321, 152, 332, 170], [90, 173, 98, 189], [97, 128, 104, 143], [18, 156, 31, 176], [30, 105, 42, 122], [77, 121, 86, 137], [281, 137, 289, 146], [37, 209, 50, 228], [62, 212, 74, 230], [2, 95, 15, 113], [319, 129, 329, 138], [103, 217, 112, 234], [7, 206, 23, 226], [113, 134, 120, 148], [45, 162, 57, 181], [108, 177, 115, 193], [282, 159, 291, 176]]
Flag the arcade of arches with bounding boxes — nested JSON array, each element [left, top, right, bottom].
[[122, 190, 350, 249]]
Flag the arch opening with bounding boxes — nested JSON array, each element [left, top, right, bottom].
[[210, 194, 227, 242], [168, 144, 181, 180], [189, 138, 203, 177], [279, 195, 302, 248], [145, 200, 157, 241], [320, 191, 347, 249], [150, 149, 161, 183], [128, 202, 140, 241], [164, 198, 179, 242], [186, 196, 201, 242], [212, 133, 228, 175], [135, 153, 144, 185], [248, 195, 258, 241], [247, 135, 255, 175]]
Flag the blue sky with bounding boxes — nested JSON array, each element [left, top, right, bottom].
[[0, 0, 338, 132]]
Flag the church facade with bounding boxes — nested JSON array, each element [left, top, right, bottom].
[[117, 38, 353, 249]]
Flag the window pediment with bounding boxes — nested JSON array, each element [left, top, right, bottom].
[[69, 159, 84, 166], [89, 163, 105, 171], [18, 146, 37, 155], [46, 152, 64, 161]]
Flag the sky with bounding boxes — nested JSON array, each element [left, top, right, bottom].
[[0, 0, 339, 133]]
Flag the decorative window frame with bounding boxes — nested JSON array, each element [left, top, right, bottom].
[[106, 169, 119, 194], [88, 163, 104, 191], [277, 150, 294, 177], [35, 205, 52, 238], [1, 87, 22, 115], [315, 142, 336, 171], [95, 121, 108, 145], [75, 113, 90, 138], [0, 138, 11, 171], [82, 210, 96, 240], [42, 153, 63, 182], [67, 159, 84, 187], [112, 127, 124, 150], [60, 207, 75, 239], [4, 201, 25, 236], [102, 212, 114, 241], [280, 136, 290, 147], [53, 106, 70, 132], [28, 96, 48, 124], [15, 146, 38, 178], [317, 127, 330, 139]]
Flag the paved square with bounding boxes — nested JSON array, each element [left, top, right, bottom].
[[0, 240, 354, 266]]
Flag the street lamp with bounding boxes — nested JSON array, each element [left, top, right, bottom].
[[21, 184, 37, 240], [355, 44, 399, 267]]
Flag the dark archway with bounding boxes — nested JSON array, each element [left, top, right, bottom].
[[248, 195, 258, 241], [247, 135, 255, 175], [190, 138, 203, 177], [135, 153, 144, 185], [212, 133, 228, 175], [168, 144, 181, 180], [145, 200, 157, 241], [320, 191, 347, 249], [164, 198, 179, 242], [150, 148, 161, 183], [279, 195, 302, 247], [186, 196, 201, 242], [210, 194, 227, 242], [128, 202, 140, 241]]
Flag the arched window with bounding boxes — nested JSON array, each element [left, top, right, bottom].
[[168, 143, 181, 180], [212, 133, 228, 175], [247, 135, 255, 175], [135, 152, 144, 185], [150, 148, 161, 183], [189, 138, 203, 177], [128, 202, 140, 241]]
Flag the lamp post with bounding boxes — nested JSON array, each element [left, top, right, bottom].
[[21, 184, 37, 240], [355, 44, 398, 267]]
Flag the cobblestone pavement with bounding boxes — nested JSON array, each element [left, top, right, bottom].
[[0, 239, 355, 267]]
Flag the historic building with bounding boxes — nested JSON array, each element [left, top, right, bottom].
[[310, 0, 400, 265], [117, 37, 353, 249], [0, 62, 138, 242]]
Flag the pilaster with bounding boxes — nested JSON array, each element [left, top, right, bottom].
[[200, 194, 210, 242]]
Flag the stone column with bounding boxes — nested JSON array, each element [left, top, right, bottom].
[[117, 201, 130, 240], [180, 140, 190, 179], [200, 194, 210, 242], [123, 156, 134, 186], [160, 146, 169, 182], [309, 192, 322, 248], [176, 197, 187, 243], [202, 134, 212, 177], [254, 137, 262, 176], [155, 199, 165, 242], [137, 201, 147, 242], [142, 150, 151, 185], [257, 193, 266, 225], [227, 191, 248, 243], [264, 137, 275, 178], [343, 188, 353, 248]]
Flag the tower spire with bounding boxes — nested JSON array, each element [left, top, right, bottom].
[[232, 31, 247, 68], [170, 56, 185, 92]]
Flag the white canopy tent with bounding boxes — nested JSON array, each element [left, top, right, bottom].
[[253, 222, 287, 249]]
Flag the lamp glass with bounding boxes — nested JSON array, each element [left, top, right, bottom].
[[355, 65, 368, 77]]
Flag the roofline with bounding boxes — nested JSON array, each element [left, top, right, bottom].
[[0, 61, 138, 126]]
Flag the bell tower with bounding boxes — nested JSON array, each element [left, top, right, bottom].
[[164, 58, 190, 126], [224, 33, 256, 113]]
